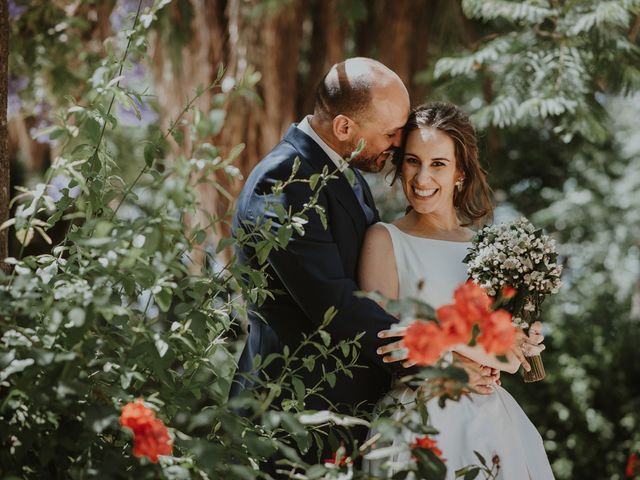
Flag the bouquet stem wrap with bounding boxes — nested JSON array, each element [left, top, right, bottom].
[[516, 292, 546, 382], [524, 354, 545, 383]]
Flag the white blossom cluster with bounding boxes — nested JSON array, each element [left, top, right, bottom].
[[465, 218, 563, 314]]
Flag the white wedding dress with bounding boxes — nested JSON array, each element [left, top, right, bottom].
[[363, 223, 554, 480]]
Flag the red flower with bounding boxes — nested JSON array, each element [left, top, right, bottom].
[[325, 451, 351, 466], [478, 310, 516, 355], [627, 453, 639, 477], [453, 281, 492, 323], [501, 285, 517, 299], [404, 321, 447, 366], [131, 418, 173, 462], [437, 304, 473, 345], [120, 400, 173, 463], [120, 401, 155, 431], [411, 436, 444, 461]]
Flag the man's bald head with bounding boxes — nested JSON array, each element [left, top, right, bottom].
[[310, 58, 410, 173], [314, 57, 405, 122]]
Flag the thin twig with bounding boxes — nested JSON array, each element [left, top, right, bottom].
[[629, 14, 640, 43]]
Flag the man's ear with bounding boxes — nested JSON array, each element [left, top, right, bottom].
[[332, 115, 354, 142]]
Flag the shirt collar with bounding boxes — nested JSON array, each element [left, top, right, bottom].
[[297, 116, 349, 172]]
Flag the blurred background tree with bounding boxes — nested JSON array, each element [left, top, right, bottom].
[[6, 0, 640, 478]]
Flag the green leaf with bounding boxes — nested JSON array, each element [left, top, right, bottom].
[[144, 143, 157, 167], [292, 377, 305, 406], [302, 356, 316, 372], [277, 226, 292, 247], [155, 336, 169, 358], [216, 237, 235, 254], [155, 288, 172, 312], [85, 117, 102, 143], [325, 372, 336, 388], [319, 330, 331, 347], [464, 467, 480, 480], [473, 450, 487, 467]]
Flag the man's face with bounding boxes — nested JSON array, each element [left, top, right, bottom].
[[347, 85, 410, 173]]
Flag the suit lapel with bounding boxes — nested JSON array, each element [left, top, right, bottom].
[[283, 125, 368, 230]]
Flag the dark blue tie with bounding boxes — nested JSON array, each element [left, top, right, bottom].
[[350, 168, 375, 225]]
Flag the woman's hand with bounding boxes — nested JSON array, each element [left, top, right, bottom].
[[511, 321, 546, 371], [452, 352, 501, 394]]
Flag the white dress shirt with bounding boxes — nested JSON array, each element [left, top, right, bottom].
[[297, 116, 348, 172]]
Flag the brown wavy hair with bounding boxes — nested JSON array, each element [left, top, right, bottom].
[[391, 101, 494, 226]]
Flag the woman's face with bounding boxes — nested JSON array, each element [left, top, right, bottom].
[[400, 127, 460, 216]]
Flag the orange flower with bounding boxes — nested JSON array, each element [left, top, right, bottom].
[[478, 310, 516, 355], [411, 436, 444, 460], [120, 401, 155, 431], [453, 281, 492, 324], [324, 451, 351, 466], [501, 285, 517, 299], [437, 304, 472, 345], [131, 418, 173, 463], [627, 453, 638, 477], [120, 400, 172, 463], [404, 321, 447, 366]]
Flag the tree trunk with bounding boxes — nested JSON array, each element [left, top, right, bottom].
[[147, 0, 305, 266], [1, 0, 10, 274], [376, 0, 435, 102], [298, 0, 347, 116]]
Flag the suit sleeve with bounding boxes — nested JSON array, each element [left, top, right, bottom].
[[242, 166, 410, 376]]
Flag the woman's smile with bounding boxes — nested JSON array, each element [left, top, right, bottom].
[[412, 186, 439, 199]]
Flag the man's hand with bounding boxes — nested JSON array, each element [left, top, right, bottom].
[[452, 352, 500, 395], [511, 321, 546, 372], [376, 326, 416, 368]]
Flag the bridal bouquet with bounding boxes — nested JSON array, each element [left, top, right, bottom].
[[464, 218, 563, 382]]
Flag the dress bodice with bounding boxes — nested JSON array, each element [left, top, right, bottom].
[[379, 222, 471, 308]]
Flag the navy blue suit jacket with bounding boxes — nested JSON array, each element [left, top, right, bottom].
[[231, 125, 407, 417]]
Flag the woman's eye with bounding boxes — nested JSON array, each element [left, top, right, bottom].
[[432, 161, 445, 167]]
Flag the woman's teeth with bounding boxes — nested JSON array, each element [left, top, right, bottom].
[[413, 187, 438, 198]]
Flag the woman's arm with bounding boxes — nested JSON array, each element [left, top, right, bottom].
[[358, 224, 400, 303], [452, 345, 521, 374]]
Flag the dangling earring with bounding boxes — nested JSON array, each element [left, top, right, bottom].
[[455, 178, 464, 192]]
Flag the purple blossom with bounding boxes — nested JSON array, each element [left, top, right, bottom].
[[8, 75, 28, 118], [109, 0, 153, 33], [30, 118, 54, 144], [116, 95, 158, 127], [48, 174, 81, 202], [9, 0, 27, 19], [115, 61, 158, 127]]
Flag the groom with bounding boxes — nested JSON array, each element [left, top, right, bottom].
[[230, 58, 497, 463]]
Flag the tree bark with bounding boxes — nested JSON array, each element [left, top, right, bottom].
[[298, 0, 346, 115], [1, 0, 10, 274], [376, 0, 435, 102]]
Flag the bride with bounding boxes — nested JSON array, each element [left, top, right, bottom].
[[358, 102, 554, 479]]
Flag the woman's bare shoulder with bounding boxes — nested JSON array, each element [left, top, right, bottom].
[[362, 223, 394, 251]]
